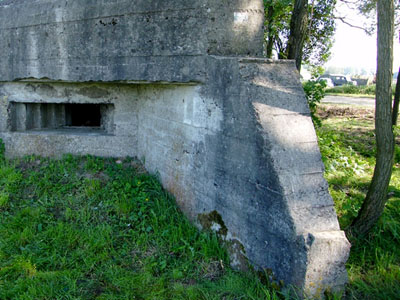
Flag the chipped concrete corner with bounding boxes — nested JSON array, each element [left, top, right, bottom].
[[0, 0, 350, 297]]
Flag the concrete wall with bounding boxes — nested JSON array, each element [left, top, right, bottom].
[[0, 0, 350, 297], [0, 0, 263, 82]]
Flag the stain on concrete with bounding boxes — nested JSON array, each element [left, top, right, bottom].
[[198, 210, 228, 236], [225, 238, 250, 272], [78, 86, 110, 99], [198, 210, 249, 271], [37, 84, 57, 97]]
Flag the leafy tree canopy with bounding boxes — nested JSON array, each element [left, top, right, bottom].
[[264, 0, 336, 67]]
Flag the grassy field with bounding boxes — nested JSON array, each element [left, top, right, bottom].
[[316, 104, 400, 299], [0, 153, 279, 299], [0, 104, 399, 299]]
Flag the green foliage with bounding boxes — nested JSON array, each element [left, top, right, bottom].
[[316, 105, 400, 299], [325, 84, 397, 97], [326, 84, 375, 96], [303, 79, 327, 127], [264, 0, 336, 66], [326, 84, 387, 96], [303, 0, 337, 66], [309, 65, 325, 79], [0, 155, 282, 299], [264, 0, 292, 58]]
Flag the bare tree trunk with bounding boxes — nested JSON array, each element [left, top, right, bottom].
[[265, 2, 275, 59], [393, 66, 400, 125], [348, 0, 395, 237], [394, 2, 400, 126], [287, 0, 308, 71]]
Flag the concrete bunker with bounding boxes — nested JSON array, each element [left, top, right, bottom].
[[0, 0, 350, 297]]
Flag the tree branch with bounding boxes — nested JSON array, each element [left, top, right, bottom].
[[335, 16, 372, 34]]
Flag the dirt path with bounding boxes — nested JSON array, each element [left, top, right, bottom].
[[322, 95, 375, 106]]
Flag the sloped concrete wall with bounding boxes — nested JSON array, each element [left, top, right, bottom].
[[0, 0, 350, 297]]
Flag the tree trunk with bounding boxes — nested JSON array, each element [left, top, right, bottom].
[[348, 0, 395, 237], [265, 3, 275, 59], [287, 0, 308, 71], [393, 66, 400, 126]]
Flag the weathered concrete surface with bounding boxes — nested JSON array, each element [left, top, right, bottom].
[[0, 0, 264, 82], [0, 0, 350, 298]]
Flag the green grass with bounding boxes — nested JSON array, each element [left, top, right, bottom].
[[0, 153, 281, 300], [316, 105, 400, 299], [325, 84, 396, 97]]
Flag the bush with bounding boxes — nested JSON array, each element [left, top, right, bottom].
[[303, 80, 327, 127]]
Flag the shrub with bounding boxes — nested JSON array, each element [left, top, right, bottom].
[[303, 80, 327, 127]]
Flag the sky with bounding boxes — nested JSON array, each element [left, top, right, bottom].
[[325, 2, 400, 75]]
